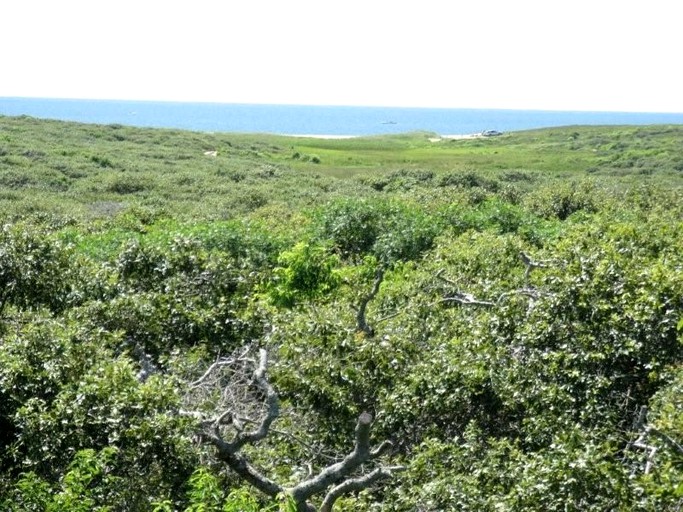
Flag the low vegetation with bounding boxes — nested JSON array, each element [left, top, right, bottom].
[[0, 115, 682, 510]]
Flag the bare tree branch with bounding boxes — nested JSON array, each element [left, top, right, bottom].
[[289, 412, 392, 504], [186, 348, 284, 497], [209, 437, 285, 497], [229, 349, 280, 451], [434, 268, 458, 287], [519, 251, 552, 286], [628, 405, 683, 476], [649, 427, 683, 456], [189, 347, 251, 388], [319, 465, 405, 512], [186, 349, 401, 511], [236, 416, 337, 462], [354, 268, 385, 337], [435, 269, 495, 307], [439, 293, 496, 307], [434, 258, 555, 310]]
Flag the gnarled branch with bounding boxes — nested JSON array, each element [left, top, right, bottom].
[[190, 348, 284, 497], [629, 405, 683, 476], [434, 256, 555, 310], [186, 349, 401, 511], [288, 412, 394, 504], [519, 251, 552, 286], [319, 465, 405, 512], [352, 268, 385, 337]]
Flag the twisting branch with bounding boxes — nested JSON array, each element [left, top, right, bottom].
[[631, 406, 658, 475], [319, 465, 405, 512], [288, 412, 394, 504], [649, 428, 683, 456], [629, 405, 683, 476], [434, 252, 555, 310], [229, 349, 279, 451], [190, 349, 284, 496], [434, 269, 495, 307], [352, 268, 385, 337], [519, 251, 552, 286], [184, 349, 402, 511], [236, 416, 337, 461], [189, 346, 251, 388], [440, 292, 496, 307]]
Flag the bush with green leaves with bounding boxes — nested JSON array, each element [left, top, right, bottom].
[[267, 242, 341, 308], [523, 179, 601, 220], [0, 316, 197, 507], [3, 447, 120, 512], [313, 198, 441, 265], [0, 223, 76, 315], [631, 365, 683, 509]]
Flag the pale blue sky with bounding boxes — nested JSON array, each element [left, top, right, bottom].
[[3, 0, 681, 112]]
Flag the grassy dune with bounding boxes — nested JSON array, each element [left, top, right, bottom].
[[1, 116, 682, 221]]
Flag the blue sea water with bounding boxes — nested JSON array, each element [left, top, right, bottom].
[[1, 97, 683, 136]]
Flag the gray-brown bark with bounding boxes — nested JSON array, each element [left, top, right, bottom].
[[435, 254, 554, 309], [288, 412, 393, 504], [353, 268, 385, 336], [187, 348, 401, 511]]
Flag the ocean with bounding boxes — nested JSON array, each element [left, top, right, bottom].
[[1, 97, 683, 136]]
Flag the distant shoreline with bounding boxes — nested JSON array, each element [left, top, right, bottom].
[[281, 133, 487, 141], [3, 97, 683, 136]]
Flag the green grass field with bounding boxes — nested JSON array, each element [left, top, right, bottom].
[[1, 116, 681, 222]]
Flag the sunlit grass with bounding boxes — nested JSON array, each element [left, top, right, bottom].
[[1, 116, 681, 223]]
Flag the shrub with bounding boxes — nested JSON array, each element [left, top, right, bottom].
[[314, 198, 441, 264], [268, 242, 341, 307], [524, 180, 600, 220]]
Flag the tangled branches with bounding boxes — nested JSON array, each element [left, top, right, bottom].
[[182, 348, 402, 511], [434, 251, 556, 309]]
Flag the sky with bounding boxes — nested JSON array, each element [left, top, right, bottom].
[[2, 0, 682, 113]]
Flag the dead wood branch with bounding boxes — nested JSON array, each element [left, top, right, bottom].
[[440, 292, 496, 307], [186, 349, 401, 511], [353, 268, 385, 337], [289, 411, 402, 510], [435, 269, 495, 307], [434, 259, 554, 310], [628, 405, 683, 476], [519, 251, 552, 286], [319, 465, 405, 512]]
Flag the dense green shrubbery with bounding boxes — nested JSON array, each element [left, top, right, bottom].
[[0, 223, 77, 314], [313, 198, 440, 264], [267, 242, 341, 308], [0, 119, 682, 510]]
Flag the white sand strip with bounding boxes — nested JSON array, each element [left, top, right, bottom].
[[279, 134, 358, 139]]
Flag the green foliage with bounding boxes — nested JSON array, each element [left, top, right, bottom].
[[314, 198, 383, 258], [268, 242, 341, 307], [183, 467, 225, 511], [313, 198, 440, 264], [0, 223, 76, 314], [3, 447, 120, 512], [437, 169, 499, 191], [0, 317, 196, 507], [633, 367, 683, 509], [393, 427, 635, 511], [1, 117, 683, 510], [524, 179, 601, 220]]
